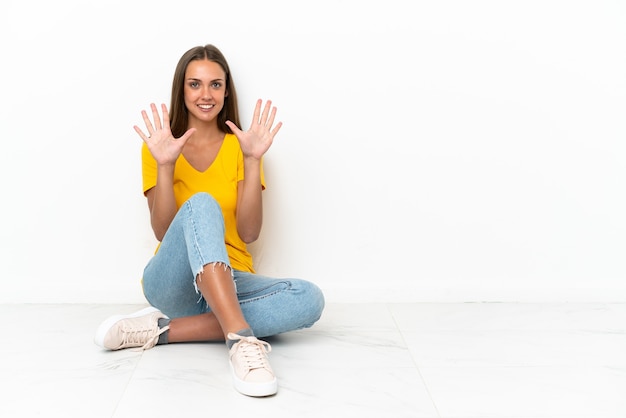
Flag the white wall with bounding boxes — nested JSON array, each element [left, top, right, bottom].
[[0, 0, 624, 303]]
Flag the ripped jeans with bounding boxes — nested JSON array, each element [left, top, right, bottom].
[[141, 192, 325, 338]]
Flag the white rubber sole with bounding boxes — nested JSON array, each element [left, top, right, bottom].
[[94, 306, 162, 348], [230, 363, 278, 397]]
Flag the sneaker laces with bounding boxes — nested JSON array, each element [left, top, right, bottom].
[[121, 323, 170, 351], [228, 333, 272, 370]]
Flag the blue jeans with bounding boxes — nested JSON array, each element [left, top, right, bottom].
[[141, 192, 325, 338]]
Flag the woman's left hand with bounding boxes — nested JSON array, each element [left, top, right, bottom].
[[226, 99, 282, 160]]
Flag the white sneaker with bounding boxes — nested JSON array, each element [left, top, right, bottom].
[[228, 333, 278, 397], [94, 307, 169, 351]]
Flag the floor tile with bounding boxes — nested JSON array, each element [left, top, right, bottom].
[[420, 366, 626, 418], [402, 329, 626, 367], [389, 303, 626, 331]]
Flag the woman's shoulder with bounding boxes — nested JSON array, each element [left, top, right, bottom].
[[221, 133, 241, 153], [223, 132, 238, 144]]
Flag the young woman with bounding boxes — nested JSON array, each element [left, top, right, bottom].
[[94, 44, 325, 397]]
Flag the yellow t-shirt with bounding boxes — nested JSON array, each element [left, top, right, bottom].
[[141, 133, 265, 273]]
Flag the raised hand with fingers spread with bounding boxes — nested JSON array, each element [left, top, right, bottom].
[[226, 99, 282, 161], [133, 103, 196, 166]]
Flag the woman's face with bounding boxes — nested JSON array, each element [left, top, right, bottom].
[[183, 59, 227, 125]]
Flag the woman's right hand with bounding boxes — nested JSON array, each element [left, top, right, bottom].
[[133, 103, 196, 166]]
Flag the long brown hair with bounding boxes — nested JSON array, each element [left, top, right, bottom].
[[169, 44, 241, 138]]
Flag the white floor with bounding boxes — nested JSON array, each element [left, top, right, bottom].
[[1, 302, 625, 417]]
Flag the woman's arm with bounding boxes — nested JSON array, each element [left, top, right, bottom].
[[236, 157, 264, 243], [226, 99, 282, 244], [145, 163, 178, 241], [135, 103, 195, 241]]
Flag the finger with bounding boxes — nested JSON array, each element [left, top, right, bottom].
[[178, 127, 196, 145], [150, 103, 162, 131], [133, 125, 150, 143], [259, 100, 272, 125], [141, 109, 155, 136], [265, 105, 278, 129], [226, 120, 242, 136], [270, 121, 283, 138], [251, 99, 262, 127], [160, 103, 170, 130]]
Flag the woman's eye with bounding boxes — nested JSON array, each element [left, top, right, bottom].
[[190, 82, 199, 88]]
